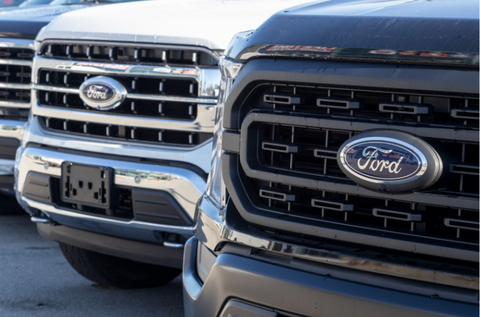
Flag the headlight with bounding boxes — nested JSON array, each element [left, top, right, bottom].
[[204, 54, 244, 209]]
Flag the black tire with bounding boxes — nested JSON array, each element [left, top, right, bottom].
[[59, 243, 181, 289]]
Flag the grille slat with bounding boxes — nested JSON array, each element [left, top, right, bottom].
[[41, 117, 211, 147], [41, 43, 218, 67]]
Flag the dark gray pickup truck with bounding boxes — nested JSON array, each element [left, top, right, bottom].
[[183, 0, 479, 316]]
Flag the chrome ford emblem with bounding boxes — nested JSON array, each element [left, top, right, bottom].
[[338, 130, 443, 193], [79, 76, 126, 110]]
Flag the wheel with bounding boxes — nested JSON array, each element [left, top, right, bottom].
[[59, 243, 181, 289]]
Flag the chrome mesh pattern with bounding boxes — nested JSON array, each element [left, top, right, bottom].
[[33, 41, 220, 147]]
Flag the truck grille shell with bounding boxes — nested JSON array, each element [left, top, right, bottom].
[[33, 41, 220, 147], [223, 59, 479, 263]]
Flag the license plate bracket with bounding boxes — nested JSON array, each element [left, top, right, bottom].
[[61, 162, 113, 209]]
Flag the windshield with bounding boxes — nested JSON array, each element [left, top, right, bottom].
[[49, 0, 145, 4]]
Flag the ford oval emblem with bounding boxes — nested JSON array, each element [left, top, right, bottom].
[[338, 130, 443, 193], [79, 76, 126, 110]]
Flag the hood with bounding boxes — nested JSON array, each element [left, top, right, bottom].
[[226, 0, 479, 67], [36, 0, 313, 50], [0, 4, 95, 39]]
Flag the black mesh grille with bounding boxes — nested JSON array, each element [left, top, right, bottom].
[[230, 81, 479, 256], [41, 116, 212, 147], [256, 85, 479, 130], [0, 88, 30, 102], [40, 43, 218, 67], [0, 48, 34, 60], [0, 65, 31, 84]]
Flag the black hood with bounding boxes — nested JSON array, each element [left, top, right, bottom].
[[0, 3, 95, 39], [226, 0, 479, 67]]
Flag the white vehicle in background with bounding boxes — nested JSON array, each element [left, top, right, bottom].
[[15, 0, 310, 288], [0, 0, 144, 204]]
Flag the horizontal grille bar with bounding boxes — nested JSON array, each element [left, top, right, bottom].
[[38, 90, 198, 121], [40, 42, 218, 67], [38, 70, 198, 97], [249, 83, 479, 130], [40, 116, 212, 147], [253, 181, 478, 249]]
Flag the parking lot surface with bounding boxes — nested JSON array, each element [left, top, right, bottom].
[[0, 196, 184, 317]]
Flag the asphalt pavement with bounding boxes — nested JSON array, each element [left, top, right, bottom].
[[0, 195, 184, 317]]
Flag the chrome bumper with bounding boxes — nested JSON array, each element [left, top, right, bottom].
[[0, 119, 23, 143], [16, 144, 207, 242]]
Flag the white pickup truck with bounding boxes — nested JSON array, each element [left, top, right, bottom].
[[15, 0, 309, 287]]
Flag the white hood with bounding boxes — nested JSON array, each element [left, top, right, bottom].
[[36, 0, 313, 50]]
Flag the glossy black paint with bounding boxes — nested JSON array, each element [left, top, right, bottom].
[[226, 0, 479, 66]]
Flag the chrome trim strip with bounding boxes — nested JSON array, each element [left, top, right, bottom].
[[0, 101, 30, 109], [0, 119, 24, 141], [24, 198, 194, 241], [31, 90, 216, 132], [16, 146, 206, 219], [33, 84, 217, 104], [38, 40, 219, 64], [33, 85, 79, 94], [0, 39, 34, 50], [33, 56, 221, 98], [0, 83, 31, 90], [0, 59, 32, 67], [24, 116, 213, 173], [196, 196, 479, 291], [128, 93, 217, 104]]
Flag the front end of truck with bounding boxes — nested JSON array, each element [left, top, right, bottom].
[[183, 1, 479, 315], [15, 4, 220, 287], [15, 0, 312, 287]]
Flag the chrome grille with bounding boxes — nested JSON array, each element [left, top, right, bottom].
[[227, 80, 479, 261], [0, 39, 34, 120], [33, 41, 221, 147], [40, 42, 218, 67], [41, 117, 211, 146]]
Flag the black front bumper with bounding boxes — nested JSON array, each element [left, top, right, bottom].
[[183, 237, 478, 317]]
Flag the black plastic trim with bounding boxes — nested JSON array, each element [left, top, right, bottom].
[[38, 223, 183, 268], [183, 238, 478, 317], [222, 153, 477, 262], [0, 137, 20, 160], [224, 59, 479, 130]]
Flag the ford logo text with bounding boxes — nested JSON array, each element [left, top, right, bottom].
[[338, 131, 443, 193], [79, 76, 126, 110]]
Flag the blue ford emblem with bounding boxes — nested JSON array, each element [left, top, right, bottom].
[[338, 130, 443, 193], [79, 76, 126, 110]]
